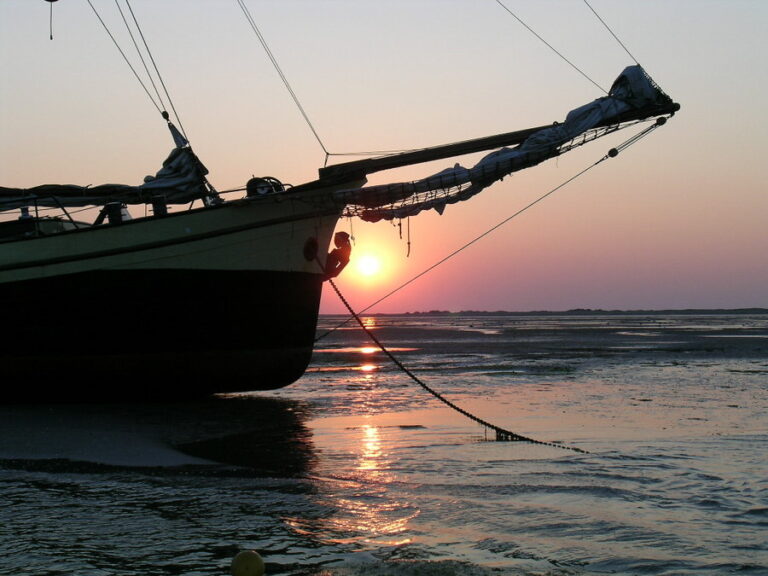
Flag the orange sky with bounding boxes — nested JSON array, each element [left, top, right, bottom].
[[1, 1, 766, 313]]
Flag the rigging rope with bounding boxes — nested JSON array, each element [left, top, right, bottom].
[[235, 1, 637, 164], [316, 119, 668, 342], [113, 0, 167, 117], [235, 0, 330, 159], [236, 1, 506, 166], [582, 0, 641, 67], [325, 276, 587, 453], [496, 0, 645, 90], [87, 0, 187, 136], [86, 0, 163, 116], [123, 0, 188, 138], [494, 0, 607, 94]]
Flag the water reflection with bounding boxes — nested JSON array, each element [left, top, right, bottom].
[[325, 422, 414, 546], [356, 424, 393, 483], [309, 345, 415, 377], [311, 346, 416, 355], [285, 333, 423, 547], [0, 396, 318, 477], [175, 396, 318, 477], [285, 420, 417, 547]]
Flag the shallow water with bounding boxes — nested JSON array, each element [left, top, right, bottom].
[[1, 313, 767, 575]]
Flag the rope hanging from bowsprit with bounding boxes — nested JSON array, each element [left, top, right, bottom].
[[326, 278, 587, 454]]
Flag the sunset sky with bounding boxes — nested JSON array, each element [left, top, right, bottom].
[[1, 1, 766, 314]]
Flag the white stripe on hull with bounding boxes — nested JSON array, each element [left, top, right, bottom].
[[0, 189, 348, 284]]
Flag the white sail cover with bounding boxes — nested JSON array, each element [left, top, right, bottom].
[[0, 144, 211, 211], [336, 66, 672, 222]]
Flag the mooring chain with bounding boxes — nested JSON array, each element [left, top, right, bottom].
[[325, 277, 587, 454]]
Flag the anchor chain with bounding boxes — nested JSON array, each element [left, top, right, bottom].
[[326, 277, 588, 454]]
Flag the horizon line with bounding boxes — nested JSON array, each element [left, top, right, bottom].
[[319, 307, 768, 316]]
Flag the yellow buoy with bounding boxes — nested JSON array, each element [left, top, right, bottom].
[[231, 550, 265, 576]]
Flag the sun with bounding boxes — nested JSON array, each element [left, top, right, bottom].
[[356, 254, 382, 277]]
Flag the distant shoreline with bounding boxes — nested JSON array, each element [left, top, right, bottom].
[[321, 308, 768, 317]]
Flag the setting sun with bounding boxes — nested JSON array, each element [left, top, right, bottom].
[[356, 254, 382, 277]]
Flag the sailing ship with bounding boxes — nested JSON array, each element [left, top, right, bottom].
[[0, 3, 678, 400]]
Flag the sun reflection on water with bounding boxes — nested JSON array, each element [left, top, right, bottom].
[[285, 420, 417, 547], [309, 345, 415, 376], [323, 422, 413, 544], [357, 424, 390, 480], [309, 344, 414, 378]]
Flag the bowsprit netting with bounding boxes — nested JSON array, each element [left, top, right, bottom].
[[335, 66, 675, 222]]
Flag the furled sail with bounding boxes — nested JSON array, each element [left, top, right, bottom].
[[334, 66, 677, 222], [0, 133, 212, 211]]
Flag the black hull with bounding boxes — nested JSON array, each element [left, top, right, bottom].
[[1, 269, 324, 401]]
